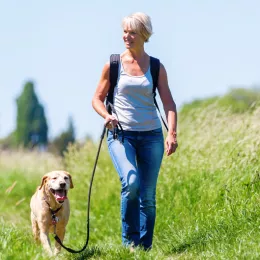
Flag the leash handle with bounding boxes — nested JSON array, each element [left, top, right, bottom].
[[112, 123, 124, 143], [106, 102, 124, 142]]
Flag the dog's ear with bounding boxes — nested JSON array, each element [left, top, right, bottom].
[[66, 173, 74, 189], [39, 175, 49, 190]]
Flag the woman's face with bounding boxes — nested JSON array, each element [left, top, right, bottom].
[[123, 25, 144, 49]]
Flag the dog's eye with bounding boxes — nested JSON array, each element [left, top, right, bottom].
[[64, 176, 69, 180], [52, 177, 57, 180]]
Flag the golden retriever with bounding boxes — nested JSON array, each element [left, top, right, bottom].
[[30, 170, 74, 256]]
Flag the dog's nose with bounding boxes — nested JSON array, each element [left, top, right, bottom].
[[59, 183, 66, 188]]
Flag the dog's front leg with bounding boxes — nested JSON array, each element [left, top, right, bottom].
[[31, 212, 40, 243], [54, 227, 65, 255], [39, 230, 53, 256]]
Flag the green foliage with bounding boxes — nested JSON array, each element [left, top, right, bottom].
[[0, 89, 260, 259], [218, 87, 260, 113], [180, 87, 260, 117], [15, 81, 48, 148], [0, 131, 16, 149], [49, 116, 76, 156]]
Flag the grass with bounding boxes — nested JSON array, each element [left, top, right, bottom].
[[0, 93, 260, 259]]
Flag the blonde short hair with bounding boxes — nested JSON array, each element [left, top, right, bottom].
[[122, 12, 153, 42]]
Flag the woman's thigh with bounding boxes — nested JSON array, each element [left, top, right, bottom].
[[136, 128, 164, 192], [107, 131, 138, 188], [107, 128, 164, 190]]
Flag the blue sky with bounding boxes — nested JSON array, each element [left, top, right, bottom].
[[1, 1, 260, 141]]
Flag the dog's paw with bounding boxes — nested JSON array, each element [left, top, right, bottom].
[[53, 248, 61, 256]]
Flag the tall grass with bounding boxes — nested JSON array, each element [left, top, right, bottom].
[[0, 97, 259, 259]]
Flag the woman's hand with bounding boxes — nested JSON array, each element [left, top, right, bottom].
[[104, 114, 118, 130], [165, 133, 178, 156]]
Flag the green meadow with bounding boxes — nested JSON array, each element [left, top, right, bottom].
[[1, 89, 260, 259]]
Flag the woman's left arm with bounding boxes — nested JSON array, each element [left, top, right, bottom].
[[157, 63, 178, 156]]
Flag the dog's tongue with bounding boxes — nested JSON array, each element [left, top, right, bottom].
[[55, 190, 67, 201]]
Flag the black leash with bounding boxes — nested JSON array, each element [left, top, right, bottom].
[[54, 102, 124, 254], [53, 125, 107, 253]]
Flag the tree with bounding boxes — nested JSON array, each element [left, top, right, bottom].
[[16, 81, 48, 148], [67, 116, 75, 143], [50, 116, 76, 156]]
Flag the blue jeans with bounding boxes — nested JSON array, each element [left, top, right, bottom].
[[107, 128, 164, 249]]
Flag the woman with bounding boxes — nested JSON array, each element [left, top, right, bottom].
[[92, 12, 178, 250]]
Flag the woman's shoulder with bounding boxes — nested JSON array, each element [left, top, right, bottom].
[[100, 62, 110, 79], [101, 56, 121, 77]]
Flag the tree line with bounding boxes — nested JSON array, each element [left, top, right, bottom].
[[1, 81, 76, 156]]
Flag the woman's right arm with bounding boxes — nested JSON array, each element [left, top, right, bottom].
[[92, 62, 118, 127]]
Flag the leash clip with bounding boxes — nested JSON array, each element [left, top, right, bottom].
[[52, 214, 59, 225]]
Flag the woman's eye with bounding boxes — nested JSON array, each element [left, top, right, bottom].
[[124, 30, 136, 35]]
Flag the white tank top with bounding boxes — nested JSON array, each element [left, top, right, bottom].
[[112, 61, 161, 131]]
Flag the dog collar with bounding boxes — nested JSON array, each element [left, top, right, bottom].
[[44, 200, 63, 225], [50, 206, 62, 225]]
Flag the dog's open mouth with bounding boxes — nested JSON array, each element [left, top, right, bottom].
[[50, 189, 67, 202]]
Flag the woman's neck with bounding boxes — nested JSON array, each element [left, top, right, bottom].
[[124, 48, 147, 62]]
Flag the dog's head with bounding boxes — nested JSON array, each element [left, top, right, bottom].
[[39, 171, 74, 203]]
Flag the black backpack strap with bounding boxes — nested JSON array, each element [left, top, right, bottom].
[[106, 54, 120, 113], [150, 56, 168, 131], [150, 56, 160, 95]]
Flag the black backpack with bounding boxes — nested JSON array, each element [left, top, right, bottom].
[[106, 54, 168, 131]]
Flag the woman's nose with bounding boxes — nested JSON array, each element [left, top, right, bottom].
[[124, 32, 130, 38]]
